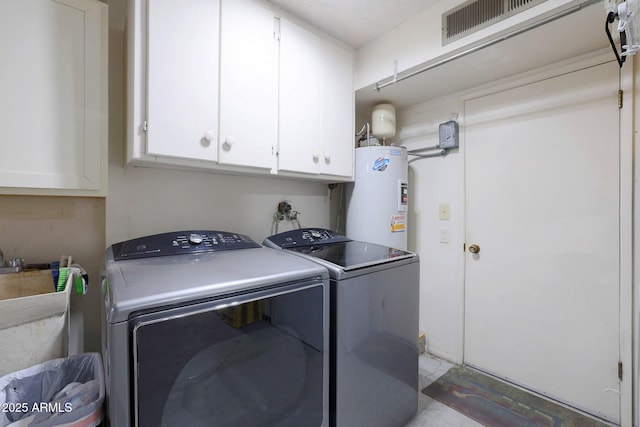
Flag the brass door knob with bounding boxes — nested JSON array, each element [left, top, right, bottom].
[[468, 244, 480, 254]]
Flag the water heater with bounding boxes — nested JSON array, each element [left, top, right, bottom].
[[346, 146, 408, 250]]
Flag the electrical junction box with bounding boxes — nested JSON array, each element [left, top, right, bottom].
[[439, 120, 459, 149]]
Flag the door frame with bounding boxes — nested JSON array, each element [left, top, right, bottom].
[[460, 49, 633, 426]]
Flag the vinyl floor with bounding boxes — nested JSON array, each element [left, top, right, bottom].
[[405, 354, 483, 427], [406, 354, 616, 427]]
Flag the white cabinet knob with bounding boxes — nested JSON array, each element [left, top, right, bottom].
[[324, 151, 331, 162], [203, 130, 216, 147], [313, 152, 319, 162], [222, 136, 235, 151], [204, 130, 215, 141]]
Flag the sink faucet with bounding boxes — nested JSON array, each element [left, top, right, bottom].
[[0, 248, 24, 274]]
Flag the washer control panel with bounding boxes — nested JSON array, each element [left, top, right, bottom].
[[112, 230, 260, 261], [265, 228, 350, 249]]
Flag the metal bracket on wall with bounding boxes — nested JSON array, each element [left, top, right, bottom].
[[408, 147, 447, 159]]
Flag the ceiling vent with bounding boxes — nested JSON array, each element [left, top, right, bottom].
[[442, 0, 546, 44]]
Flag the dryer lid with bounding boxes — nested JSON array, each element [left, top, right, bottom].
[[110, 230, 259, 261]]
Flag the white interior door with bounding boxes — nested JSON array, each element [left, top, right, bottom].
[[464, 60, 621, 423]]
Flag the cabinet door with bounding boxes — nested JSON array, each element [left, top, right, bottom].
[[278, 18, 322, 174], [0, 0, 107, 195], [146, 0, 219, 162], [219, 0, 276, 170], [278, 18, 354, 178], [319, 42, 354, 178]]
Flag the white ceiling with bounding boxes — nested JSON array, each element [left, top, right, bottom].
[[264, 0, 437, 47]]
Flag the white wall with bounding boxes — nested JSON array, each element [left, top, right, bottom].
[[396, 96, 466, 362], [105, 0, 335, 247], [106, 167, 334, 246]]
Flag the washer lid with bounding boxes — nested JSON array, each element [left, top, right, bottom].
[[287, 240, 414, 271]]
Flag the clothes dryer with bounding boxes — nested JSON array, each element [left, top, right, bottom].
[[102, 230, 329, 427]]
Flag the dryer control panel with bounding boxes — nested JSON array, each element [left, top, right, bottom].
[[265, 228, 351, 249], [111, 230, 260, 261]]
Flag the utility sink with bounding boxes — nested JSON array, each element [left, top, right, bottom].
[[0, 270, 70, 376]]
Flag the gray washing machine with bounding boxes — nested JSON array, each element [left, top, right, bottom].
[[101, 230, 329, 427], [263, 228, 419, 427]]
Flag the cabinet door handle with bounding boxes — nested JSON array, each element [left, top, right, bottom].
[[203, 130, 216, 147], [222, 136, 235, 151], [324, 151, 331, 162], [313, 152, 319, 162]]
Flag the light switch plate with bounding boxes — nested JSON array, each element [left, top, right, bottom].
[[439, 203, 451, 220], [439, 228, 450, 243]]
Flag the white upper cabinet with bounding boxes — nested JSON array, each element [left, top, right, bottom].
[[219, 0, 277, 170], [278, 18, 354, 180], [128, 0, 354, 181], [319, 40, 355, 178], [129, 0, 274, 170], [278, 18, 323, 175], [0, 0, 108, 196], [146, 0, 219, 162]]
